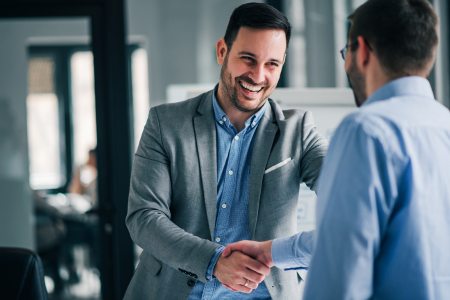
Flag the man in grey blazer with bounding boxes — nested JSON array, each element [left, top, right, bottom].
[[124, 3, 327, 299]]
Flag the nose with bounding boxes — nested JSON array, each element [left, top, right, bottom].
[[248, 63, 266, 84]]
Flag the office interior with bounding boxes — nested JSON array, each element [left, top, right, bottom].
[[0, 0, 448, 299]]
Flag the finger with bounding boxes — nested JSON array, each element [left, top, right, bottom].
[[227, 283, 253, 294], [243, 279, 259, 290], [222, 246, 232, 257], [223, 283, 237, 292], [226, 241, 248, 253], [230, 252, 268, 282], [240, 268, 265, 284], [243, 256, 271, 276], [223, 243, 243, 257]]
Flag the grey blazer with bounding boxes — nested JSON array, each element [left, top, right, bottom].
[[124, 90, 327, 299]]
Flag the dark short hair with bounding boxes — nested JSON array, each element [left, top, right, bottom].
[[224, 2, 291, 50], [348, 0, 438, 76]]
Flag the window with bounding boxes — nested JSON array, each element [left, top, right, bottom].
[[27, 45, 149, 190], [131, 47, 150, 147], [71, 51, 97, 167], [285, 0, 306, 87], [27, 55, 65, 189]]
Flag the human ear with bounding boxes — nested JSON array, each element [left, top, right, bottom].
[[216, 38, 227, 65], [356, 35, 371, 68]]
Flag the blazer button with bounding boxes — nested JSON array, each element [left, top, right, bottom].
[[187, 279, 196, 287]]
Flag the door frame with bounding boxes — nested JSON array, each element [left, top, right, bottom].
[[0, 1, 135, 299]]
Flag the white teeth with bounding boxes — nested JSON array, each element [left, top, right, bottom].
[[240, 81, 262, 92]]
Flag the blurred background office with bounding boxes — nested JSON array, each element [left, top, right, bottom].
[[0, 0, 448, 299]]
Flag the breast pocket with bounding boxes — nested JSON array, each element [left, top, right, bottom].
[[263, 158, 296, 184]]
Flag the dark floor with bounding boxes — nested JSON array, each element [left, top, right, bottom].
[[44, 245, 101, 300]]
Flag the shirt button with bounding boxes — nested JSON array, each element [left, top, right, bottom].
[[222, 117, 227, 122], [219, 120, 223, 125], [215, 237, 221, 242], [228, 170, 233, 176], [234, 135, 239, 141], [252, 121, 257, 127], [221, 203, 227, 209]]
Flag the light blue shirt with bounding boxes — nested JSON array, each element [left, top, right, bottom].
[[274, 76, 450, 299], [189, 90, 271, 299]]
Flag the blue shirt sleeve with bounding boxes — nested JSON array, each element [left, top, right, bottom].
[[272, 231, 314, 270], [303, 116, 398, 299], [205, 246, 225, 281]]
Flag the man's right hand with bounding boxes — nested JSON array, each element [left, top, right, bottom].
[[213, 250, 270, 293], [223, 240, 273, 268]]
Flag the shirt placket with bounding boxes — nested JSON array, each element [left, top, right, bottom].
[[202, 123, 241, 299], [214, 131, 240, 245]]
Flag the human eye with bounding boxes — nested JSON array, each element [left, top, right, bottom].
[[266, 61, 280, 70], [241, 55, 255, 64]]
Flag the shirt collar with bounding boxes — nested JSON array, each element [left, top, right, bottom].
[[212, 87, 268, 130], [364, 76, 435, 106]]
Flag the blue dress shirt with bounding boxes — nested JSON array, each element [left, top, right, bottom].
[[189, 91, 271, 299], [273, 76, 450, 299]]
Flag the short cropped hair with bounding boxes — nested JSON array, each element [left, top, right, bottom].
[[224, 2, 291, 50], [348, 0, 438, 76]]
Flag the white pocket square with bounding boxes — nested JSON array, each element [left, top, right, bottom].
[[264, 157, 292, 174]]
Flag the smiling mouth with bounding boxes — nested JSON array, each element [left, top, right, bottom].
[[239, 80, 264, 93]]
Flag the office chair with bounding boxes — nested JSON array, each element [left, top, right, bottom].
[[0, 247, 48, 300]]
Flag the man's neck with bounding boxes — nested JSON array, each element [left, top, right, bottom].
[[227, 110, 253, 132], [365, 62, 391, 99], [216, 88, 255, 132]]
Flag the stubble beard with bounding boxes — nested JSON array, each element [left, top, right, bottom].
[[347, 55, 367, 107], [219, 55, 268, 114]]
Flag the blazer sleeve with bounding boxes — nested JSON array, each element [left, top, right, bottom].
[[299, 111, 328, 191], [126, 107, 219, 282]]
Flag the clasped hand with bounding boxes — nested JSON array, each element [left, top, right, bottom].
[[213, 240, 273, 293]]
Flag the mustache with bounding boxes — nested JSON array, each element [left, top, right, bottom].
[[236, 75, 267, 87]]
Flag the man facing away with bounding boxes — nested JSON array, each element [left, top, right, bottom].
[[225, 0, 450, 299], [124, 3, 327, 299]]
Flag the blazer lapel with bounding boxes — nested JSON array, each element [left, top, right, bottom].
[[193, 92, 217, 239], [248, 100, 279, 239]]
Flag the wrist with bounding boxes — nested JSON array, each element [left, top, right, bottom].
[[209, 246, 224, 280], [263, 240, 273, 267]]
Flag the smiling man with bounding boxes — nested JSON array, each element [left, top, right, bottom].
[[124, 3, 327, 299], [216, 26, 285, 130]]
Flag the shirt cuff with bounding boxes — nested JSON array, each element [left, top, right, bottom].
[[205, 246, 225, 281], [272, 231, 313, 270]]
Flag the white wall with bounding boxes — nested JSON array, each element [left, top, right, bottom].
[[126, 0, 260, 105]]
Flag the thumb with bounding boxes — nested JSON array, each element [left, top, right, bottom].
[[223, 242, 246, 257], [222, 245, 232, 257]]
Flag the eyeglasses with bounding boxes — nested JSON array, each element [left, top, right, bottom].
[[340, 39, 372, 60], [340, 41, 356, 60]]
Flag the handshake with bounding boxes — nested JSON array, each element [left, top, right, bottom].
[[214, 240, 273, 293]]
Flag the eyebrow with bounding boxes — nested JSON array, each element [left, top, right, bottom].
[[238, 51, 283, 64]]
